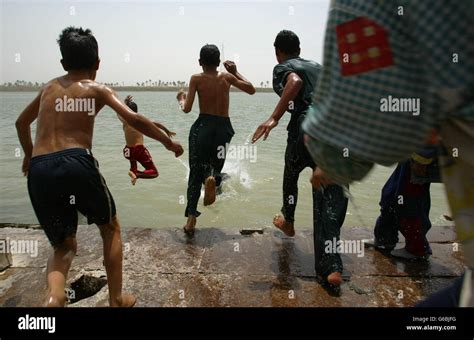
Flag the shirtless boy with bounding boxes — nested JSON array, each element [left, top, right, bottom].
[[15, 27, 183, 307], [176, 44, 255, 236], [120, 95, 176, 185]]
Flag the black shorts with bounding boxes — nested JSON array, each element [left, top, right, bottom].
[[27, 148, 116, 247]]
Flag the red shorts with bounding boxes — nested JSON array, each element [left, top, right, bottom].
[[123, 144, 158, 178]]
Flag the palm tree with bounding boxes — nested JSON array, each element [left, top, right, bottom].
[[266, 80, 270, 88]]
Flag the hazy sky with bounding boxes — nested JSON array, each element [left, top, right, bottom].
[[0, 0, 330, 85]]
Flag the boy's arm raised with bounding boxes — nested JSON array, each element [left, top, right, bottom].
[[102, 87, 183, 157], [15, 90, 42, 175], [224, 61, 256, 95]]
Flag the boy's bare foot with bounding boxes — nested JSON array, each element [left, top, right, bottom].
[[111, 293, 137, 307], [45, 294, 67, 307], [183, 215, 196, 237], [273, 214, 295, 237], [327, 272, 343, 286], [128, 171, 137, 185], [203, 176, 216, 206]]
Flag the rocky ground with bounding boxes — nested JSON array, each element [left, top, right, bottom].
[[0, 223, 464, 307]]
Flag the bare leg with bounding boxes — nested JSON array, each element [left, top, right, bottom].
[[128, 171, 137, 185], [203, 176, 216, 206], [183, 215, 197, 236], [273, 214, 295, 237], [45, 237, 77, 307], [98, 216, 136, 307]]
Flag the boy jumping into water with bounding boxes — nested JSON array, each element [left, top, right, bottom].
[[15, 27, 183, 307], [177, 44, 255, 236], [252, 30, 348, 292], [120, 95, 176, 185]]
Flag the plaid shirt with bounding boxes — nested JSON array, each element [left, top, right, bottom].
[[303, 0, 474, 182]]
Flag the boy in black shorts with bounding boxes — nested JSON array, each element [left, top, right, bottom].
[[15, 27, 183, 307]]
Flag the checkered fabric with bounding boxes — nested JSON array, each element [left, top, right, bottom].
[[303, 0, 474, 181]]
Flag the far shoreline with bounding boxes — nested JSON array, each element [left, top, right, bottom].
[[0, 86, 274, 93]]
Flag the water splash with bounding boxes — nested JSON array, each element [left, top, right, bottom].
[[342, 186, 368, 227], [176, 157, 190, 180], [222, 132, 255, 190]]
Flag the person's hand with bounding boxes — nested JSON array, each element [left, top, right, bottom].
[[412, 162, 427, 177], [223, 60, 237, 75], [22, 156, 30, 176], [168, 141, 184, 157], [176, 90, 186, 102], [125, 95, 133, 105], [167, 130, 176, 138], [310, 167, 333, 188], [252, 118, 278, 143]]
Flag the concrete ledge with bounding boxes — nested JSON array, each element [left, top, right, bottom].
[[0, 224, 464, 307]]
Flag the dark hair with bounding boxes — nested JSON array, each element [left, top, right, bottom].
[[274, 30, 300, 55], [200, 44, 220, 67], [125, 96, 138, 112], [57, 27, 99, 71]]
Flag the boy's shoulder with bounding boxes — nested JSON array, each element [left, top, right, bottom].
[[273, 58, 322, 83], [41, 77, 115, 108], [192, 72, 231, 79], [41, 77, 61, 91], [43, 76, 107, 93]]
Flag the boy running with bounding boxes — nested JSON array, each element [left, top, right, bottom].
[[176, 44, 255, 236], [15, 27, 183, 307], [252, 30, 348, 292], [120, 95, 176, 185]]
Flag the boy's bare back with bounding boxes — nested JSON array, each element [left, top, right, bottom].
[[193, 71, 232, 117], [32, 75, 107, 157], [178, 60, 255, 116]]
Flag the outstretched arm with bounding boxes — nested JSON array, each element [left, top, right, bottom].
[[102, 87, 183, 157], [15, 89, 42, 175], [251, 72, 302, 143], [177, 75, 197, 113], [153, 121, 176, 138], [224, 61, 256, 95]]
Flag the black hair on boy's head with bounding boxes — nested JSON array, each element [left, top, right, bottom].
[[200, 44, 220, 67], [124, 95, 138, 112], [274, 30, 300, 55], [57, 26, 99, 71]]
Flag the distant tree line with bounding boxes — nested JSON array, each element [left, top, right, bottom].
[[1, 80, 273, 91]]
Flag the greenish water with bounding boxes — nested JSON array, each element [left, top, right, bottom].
[[0, 91, 453, 229]]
